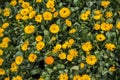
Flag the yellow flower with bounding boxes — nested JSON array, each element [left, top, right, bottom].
[[68, 38, 75, 45], [23, 40, 29, 45], [21, 15, 29, 20], [20, 9, 29, 16], [0, 28, 4, 33], [27, 6, 33, 12], [67, 54, 74, 61], [0, 49, 3, 55], [58, 52, 66, 59], [21, 44, 28, 51], [21, 2, 30, 8], [80, 63, 85, 69], [46, 1, 55, 9], [101, 1, 110, 8], [2, 37, 10, 43], [93, 15, 101, 20], [49, 24, 59, 33], [101, 22, 113, 31], [65, 19, 72, 27], [24, 25, 35, 34], [21, 42, 29, 51], [105, 43, 116, 51], [29, 11, 36, 19], [53, 11, 58, 18], [80, 13, 88, 21], [3, 8, 9, 12], [36, 35, 43, 42], [49, 7, 56, 12], [116, 22, 120, 29], [94, 23, 101, 30], [69, 28, 76, 34], [36, 0, 42, 3], [94, 10, 101, 15], [62, 42, 68, 49], [4, 11, 10, 17], [43, 11, 52, 20], [69, 49, 78, 57], [0, 33, 4, 37], [73, 75, 81, 80], [10, 62, 18, 72], [0, 42, 8, 49], [85, 10, 91, 16], [82, 42, 92, 52], [59, 7, 71, 18], [59, 73, 68, 80], [13, 75, 23, 80], [15, 56, 23, 65], [0, 68, 5, 75], [53, 44, 61, 53], [4, 77, 10, 80], [10, 0, 17, 6], [81, 74, 91, 80], [106, 11, 113, 18], [2, 22, 9, 29], [86, 55, 97, 65], [0, 58, 4, 66], [38, 77, 44, 80], [96, 34, 106, 41], [18, 0, 24, 3], [16, 14, 22, 20], [109, 65, 116, 72], [36, 41, 45, 50], [35, 14, 43, 23], [28, 53, 37, 62]]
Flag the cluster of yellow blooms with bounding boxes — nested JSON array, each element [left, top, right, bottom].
[[59, 73, 91, 80], [0, 0, 119, 80]]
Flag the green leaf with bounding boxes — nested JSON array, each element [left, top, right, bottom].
[[30, 69, 40, 75], [71, 66, 79, 70]]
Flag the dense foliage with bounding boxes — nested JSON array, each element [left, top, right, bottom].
[[0, 0, 120, 80]]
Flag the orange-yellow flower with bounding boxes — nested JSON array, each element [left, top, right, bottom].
[[45, 56, 54, 65]]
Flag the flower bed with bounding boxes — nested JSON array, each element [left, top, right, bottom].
[[0, 0, 120, 80]]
